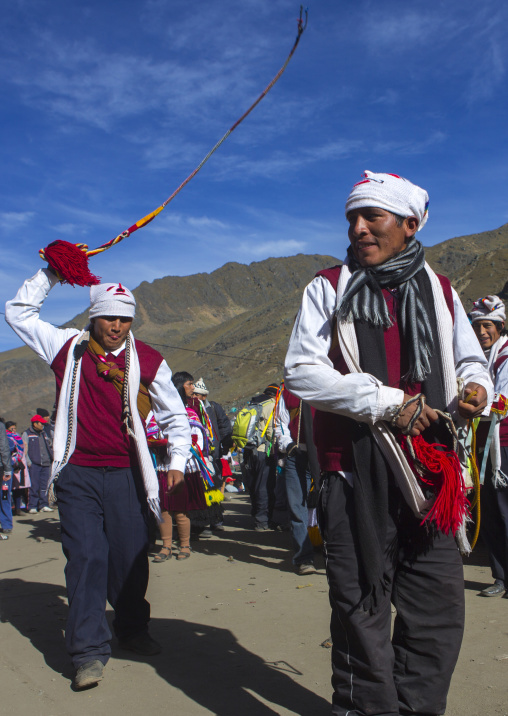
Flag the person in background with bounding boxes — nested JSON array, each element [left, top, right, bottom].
[[5, 421, 30, 516], [469, 295, 508, 597], [193, 377, 233, 532], [23, 414, 54, 514], [36, 407, 54, 440], [0, 419, 13, 538], [244, 385, 278, 531], [151, 371, 207, 562], [275, 386, 318, 575]]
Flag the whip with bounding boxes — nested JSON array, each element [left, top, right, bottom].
[[40, 7, 308, 286]]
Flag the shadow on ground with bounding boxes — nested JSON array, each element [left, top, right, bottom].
[[1, 577, 330, 715], [12, 515, 61, 543], [188, 496, 325, 573]]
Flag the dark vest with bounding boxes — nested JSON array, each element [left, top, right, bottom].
[[312, 265, 454, 472]]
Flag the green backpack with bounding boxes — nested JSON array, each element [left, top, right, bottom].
[[232, 401, 271, 449]]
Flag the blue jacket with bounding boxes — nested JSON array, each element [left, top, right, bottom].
[[25, 427, 53, 466]]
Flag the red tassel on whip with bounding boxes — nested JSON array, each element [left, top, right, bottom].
[[41, 240, 101, 287], [400, 435, 469, 536]]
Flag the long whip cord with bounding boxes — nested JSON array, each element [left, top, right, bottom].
[[40, 7, 308, 265]]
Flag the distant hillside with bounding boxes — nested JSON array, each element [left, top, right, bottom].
[[1, 223, 507, 431], [0, 254, 340, 429], [424, 223, 508, 307]]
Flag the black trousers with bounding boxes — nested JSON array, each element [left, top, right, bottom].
[[55, 464, 150, 668], [480, 446, 508, 584], [319, 473, 464, 716]]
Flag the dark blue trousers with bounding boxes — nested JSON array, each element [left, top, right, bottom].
[[55, 464, 150, 668], [28, 463, 50, 510]]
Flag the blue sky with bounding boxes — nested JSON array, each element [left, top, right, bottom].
[[1, 0, 507, 350]]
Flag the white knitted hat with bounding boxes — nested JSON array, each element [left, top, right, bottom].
[[193, 377, 208, 396], [89, 282, 136, 319], [345, 170, 429, 231], [469, 295, 506, 324]]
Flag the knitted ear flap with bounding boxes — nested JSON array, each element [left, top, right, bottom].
[[40, 240, 101, 287]]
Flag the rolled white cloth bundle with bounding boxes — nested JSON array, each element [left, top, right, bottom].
[[345, 170, 429, 231]]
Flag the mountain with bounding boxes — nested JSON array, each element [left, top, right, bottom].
[[424, 223, 508, 307], [1, 223, 507, 431], [0, 254, 340, 428]]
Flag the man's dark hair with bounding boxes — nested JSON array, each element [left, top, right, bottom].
[[36, 408, 50, 418], [5, 421, 16, 430]]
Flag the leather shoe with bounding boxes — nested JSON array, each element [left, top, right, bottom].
[[118, 632, 161, 655], [480, 581, 505, 597], [73, 660, 104, 689]]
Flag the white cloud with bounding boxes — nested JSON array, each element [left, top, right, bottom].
[[467, 39, 505, 103], [237, 238, 307, 257], [0, 211, 35, 231]]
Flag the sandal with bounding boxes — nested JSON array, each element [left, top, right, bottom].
[[177, 546, 192, 560], [153, 547, 172, 562]]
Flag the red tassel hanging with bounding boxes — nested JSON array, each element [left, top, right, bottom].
[[42, 240, 101, 287], [400, 435, 469, 536]]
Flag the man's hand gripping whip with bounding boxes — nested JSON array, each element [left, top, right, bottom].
[[39, 7, 308, 286]]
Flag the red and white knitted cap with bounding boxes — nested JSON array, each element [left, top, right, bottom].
[[89, 282, 136, 319], [345, 170, 429, 231], [469, 295, 506, 324]]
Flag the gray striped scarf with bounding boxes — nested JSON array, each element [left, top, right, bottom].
[[336, 239, 433, 382]]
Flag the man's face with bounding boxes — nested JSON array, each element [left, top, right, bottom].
[[32, 421, 44, 432], [472, 319, 503, 350], [7, 425, 16, 433], [347, 208, 418, 267], [183, 380, 195, 398], [194, 393, 206, 401], [91, 316, 133, 352]]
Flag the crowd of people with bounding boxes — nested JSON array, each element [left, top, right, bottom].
[[2, 169, 507, 715], [0, 410, 56, 539]]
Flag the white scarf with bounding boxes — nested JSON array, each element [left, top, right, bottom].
[[50, 330, 162, 521], [336, 259, 461, 520]]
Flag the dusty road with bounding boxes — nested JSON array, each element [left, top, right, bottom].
[[1, 494, 507, 715]]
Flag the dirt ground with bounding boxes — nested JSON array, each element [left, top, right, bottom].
[[1, 493, 507, 716]]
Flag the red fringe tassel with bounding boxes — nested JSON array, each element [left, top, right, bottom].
[[400, 435, 469, 536], [43, 240, 101, 287]]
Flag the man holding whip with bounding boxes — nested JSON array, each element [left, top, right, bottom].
[[6, 266, 191, 689]]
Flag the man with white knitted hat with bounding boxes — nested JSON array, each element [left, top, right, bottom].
[[5, 267, 191, 689], [284, 171, 493, 715], [469, 295, 508, 598]]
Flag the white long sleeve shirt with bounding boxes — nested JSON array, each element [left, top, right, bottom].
[[5, 269, 191, 473], [284, 275, 493, 424]]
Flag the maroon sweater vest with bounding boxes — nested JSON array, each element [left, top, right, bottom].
[[283, 387, 316, 445], [51, 337, 163, 467], [313, 265, 454, 472]]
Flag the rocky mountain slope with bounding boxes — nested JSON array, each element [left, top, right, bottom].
[[1, 222, 507, 430]]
